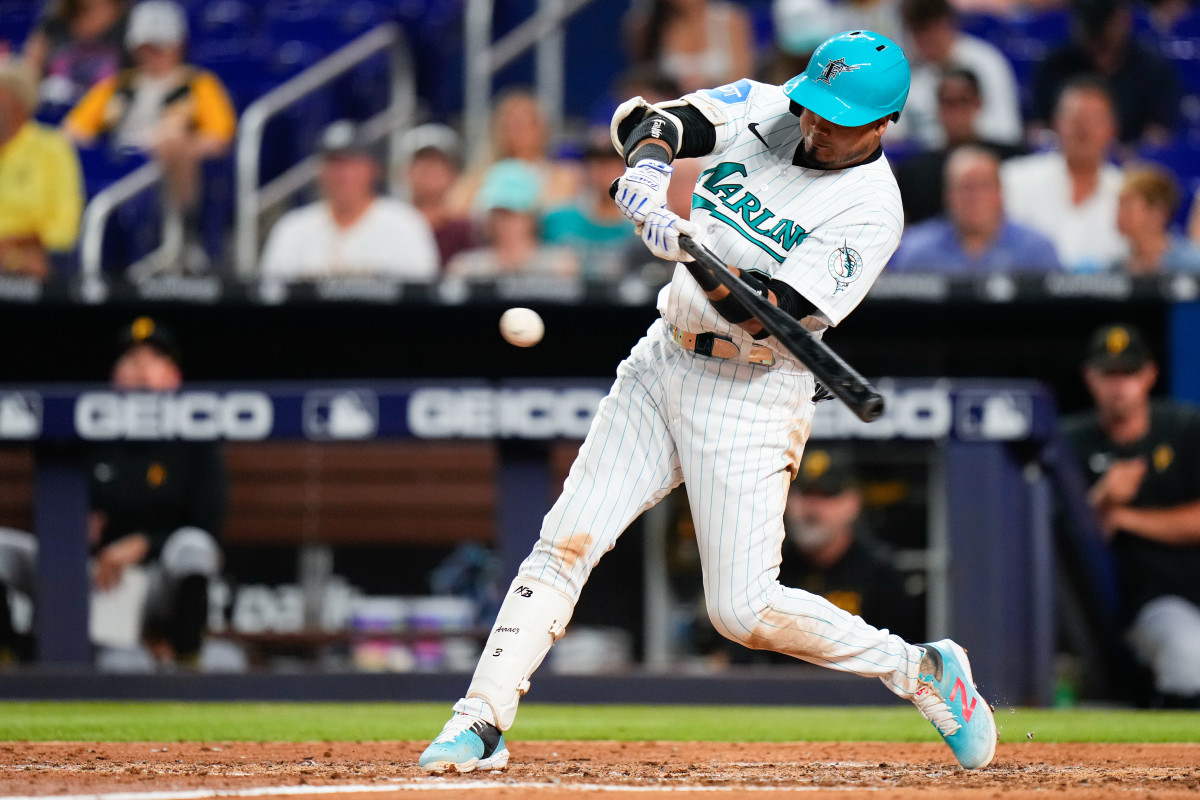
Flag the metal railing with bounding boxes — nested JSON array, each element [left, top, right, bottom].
[[79, 160, 164, 284], [235, 23, 416, 276], [463, 0, 597, 163]]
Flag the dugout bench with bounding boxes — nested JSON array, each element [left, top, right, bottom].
[[1, 378, 1062, 705]]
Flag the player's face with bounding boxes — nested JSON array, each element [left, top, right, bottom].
[[111, 345, 183, 392], [786, 488, 862, 553], [798, 109, 888, 169], [1083, 363, 1157, 423]]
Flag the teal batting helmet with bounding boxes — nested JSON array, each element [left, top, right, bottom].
[[782, 30, 911, 127]]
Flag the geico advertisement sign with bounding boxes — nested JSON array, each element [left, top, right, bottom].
[[408, 387, 605, 438], [813, 385, 954, 440], [75, 392, 273, 440]]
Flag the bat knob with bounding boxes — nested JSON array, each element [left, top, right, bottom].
[[860, 394, 886, 422], [608, 178, 619, 200]]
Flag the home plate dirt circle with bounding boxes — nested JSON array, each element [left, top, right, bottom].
[[0, 742, 1197, 799]]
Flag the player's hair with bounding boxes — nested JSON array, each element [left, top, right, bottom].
[[900, 0, 956, 29], [1120, 163, 1181, 216], [938, 67, 981, 100]]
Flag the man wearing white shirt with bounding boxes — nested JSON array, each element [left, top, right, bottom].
[[260, 121, 439, 280], [896, 0, 1022, 149], [1001, 77, 1126, 273]]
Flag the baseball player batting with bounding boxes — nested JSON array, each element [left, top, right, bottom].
[[420, 30, 997, 773]]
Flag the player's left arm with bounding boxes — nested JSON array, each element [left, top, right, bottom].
[[609, 80, 756, 223], [1104, 501, 1200, 544]]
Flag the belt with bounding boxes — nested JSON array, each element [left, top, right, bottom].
[[668, 324, 775, 366]]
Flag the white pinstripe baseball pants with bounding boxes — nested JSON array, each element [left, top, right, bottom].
[[532, 319, 922, 687], [456, 319, 925, 727]]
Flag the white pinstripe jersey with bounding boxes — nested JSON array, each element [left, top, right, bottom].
[[658, 78, 904, 356]]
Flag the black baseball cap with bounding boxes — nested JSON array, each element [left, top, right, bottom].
[[117, 316, 182, 366], [319, 120, 374, 159], [795, 447, 859, 495], [1084, 323, 1153, 372]]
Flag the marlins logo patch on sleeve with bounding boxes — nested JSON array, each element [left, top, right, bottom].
[[828, 243, 863, 294]]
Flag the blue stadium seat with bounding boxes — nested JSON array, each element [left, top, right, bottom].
[[0, 0, 37, 51], [958, 12, 1011, 47], [187, 0, 260, 45], [1007, 9, 1072, 46], [263, 0, 384, 49]]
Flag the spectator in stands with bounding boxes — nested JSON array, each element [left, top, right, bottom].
[[543, 133, 636, 281], [1001, 76, 1126, 272], [894, 0, 1022, 148], [891, 147, 1061, 273], [1062, 323, 1200, 708], [834, 0, 905, 43], [261, 120, 439, 281], [448, 90, 580, 216], [0, 60, 83, 280], [445, 159, 578, 279], [893, 68, 1027, 224], [764, 0, 841, 85], [1030, 0, 1179, 147], [398, 123, 476, 269], [22, 0, 129, 118], [0, 317, 226, 667], [63, 0, 236, 273], [1188, 189, 1200, 247], [624, 0, 754, 94], [588, 67, 683, 130], [1115, 165, 1200, 274]]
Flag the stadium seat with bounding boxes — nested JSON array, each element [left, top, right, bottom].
[[187, 0, 260, 46]]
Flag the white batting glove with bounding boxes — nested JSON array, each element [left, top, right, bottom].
[[638, 206, 698, 262], [614, 159, 673, 224]]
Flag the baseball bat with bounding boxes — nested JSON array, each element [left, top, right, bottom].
[[676, 235, 883, 422], [608, 178, 883, 421]]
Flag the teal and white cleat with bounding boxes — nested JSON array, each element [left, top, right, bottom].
[[913, 639, 998, 769], [419, 713, 510, 774]]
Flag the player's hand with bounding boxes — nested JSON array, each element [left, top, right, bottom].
[[613, 159, 672, 224], [1089, 458, 1147, 510], [93, 533, 150, 592], [637, 207, 698, 262]]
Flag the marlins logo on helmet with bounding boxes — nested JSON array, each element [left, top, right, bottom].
[[816, 58, 863, 85]]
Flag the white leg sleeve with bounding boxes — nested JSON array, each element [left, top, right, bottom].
[[457, 576, 575, 731]]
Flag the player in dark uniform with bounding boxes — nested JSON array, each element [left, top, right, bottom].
[[1061, 323, 1200, 707], [704, 447, 922, 664], [0, 317, 226, 665], [780, 447, 922, 644]]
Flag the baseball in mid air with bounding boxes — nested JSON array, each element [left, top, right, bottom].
[[499, 307, 544, 347]]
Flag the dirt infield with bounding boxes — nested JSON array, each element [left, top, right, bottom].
[[0, 741, 1198, 799]]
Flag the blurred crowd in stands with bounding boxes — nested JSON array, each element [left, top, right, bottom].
[[4, 0, 1200, 282]]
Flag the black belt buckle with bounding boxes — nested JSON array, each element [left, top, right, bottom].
[[693, 332, 733, 358]]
